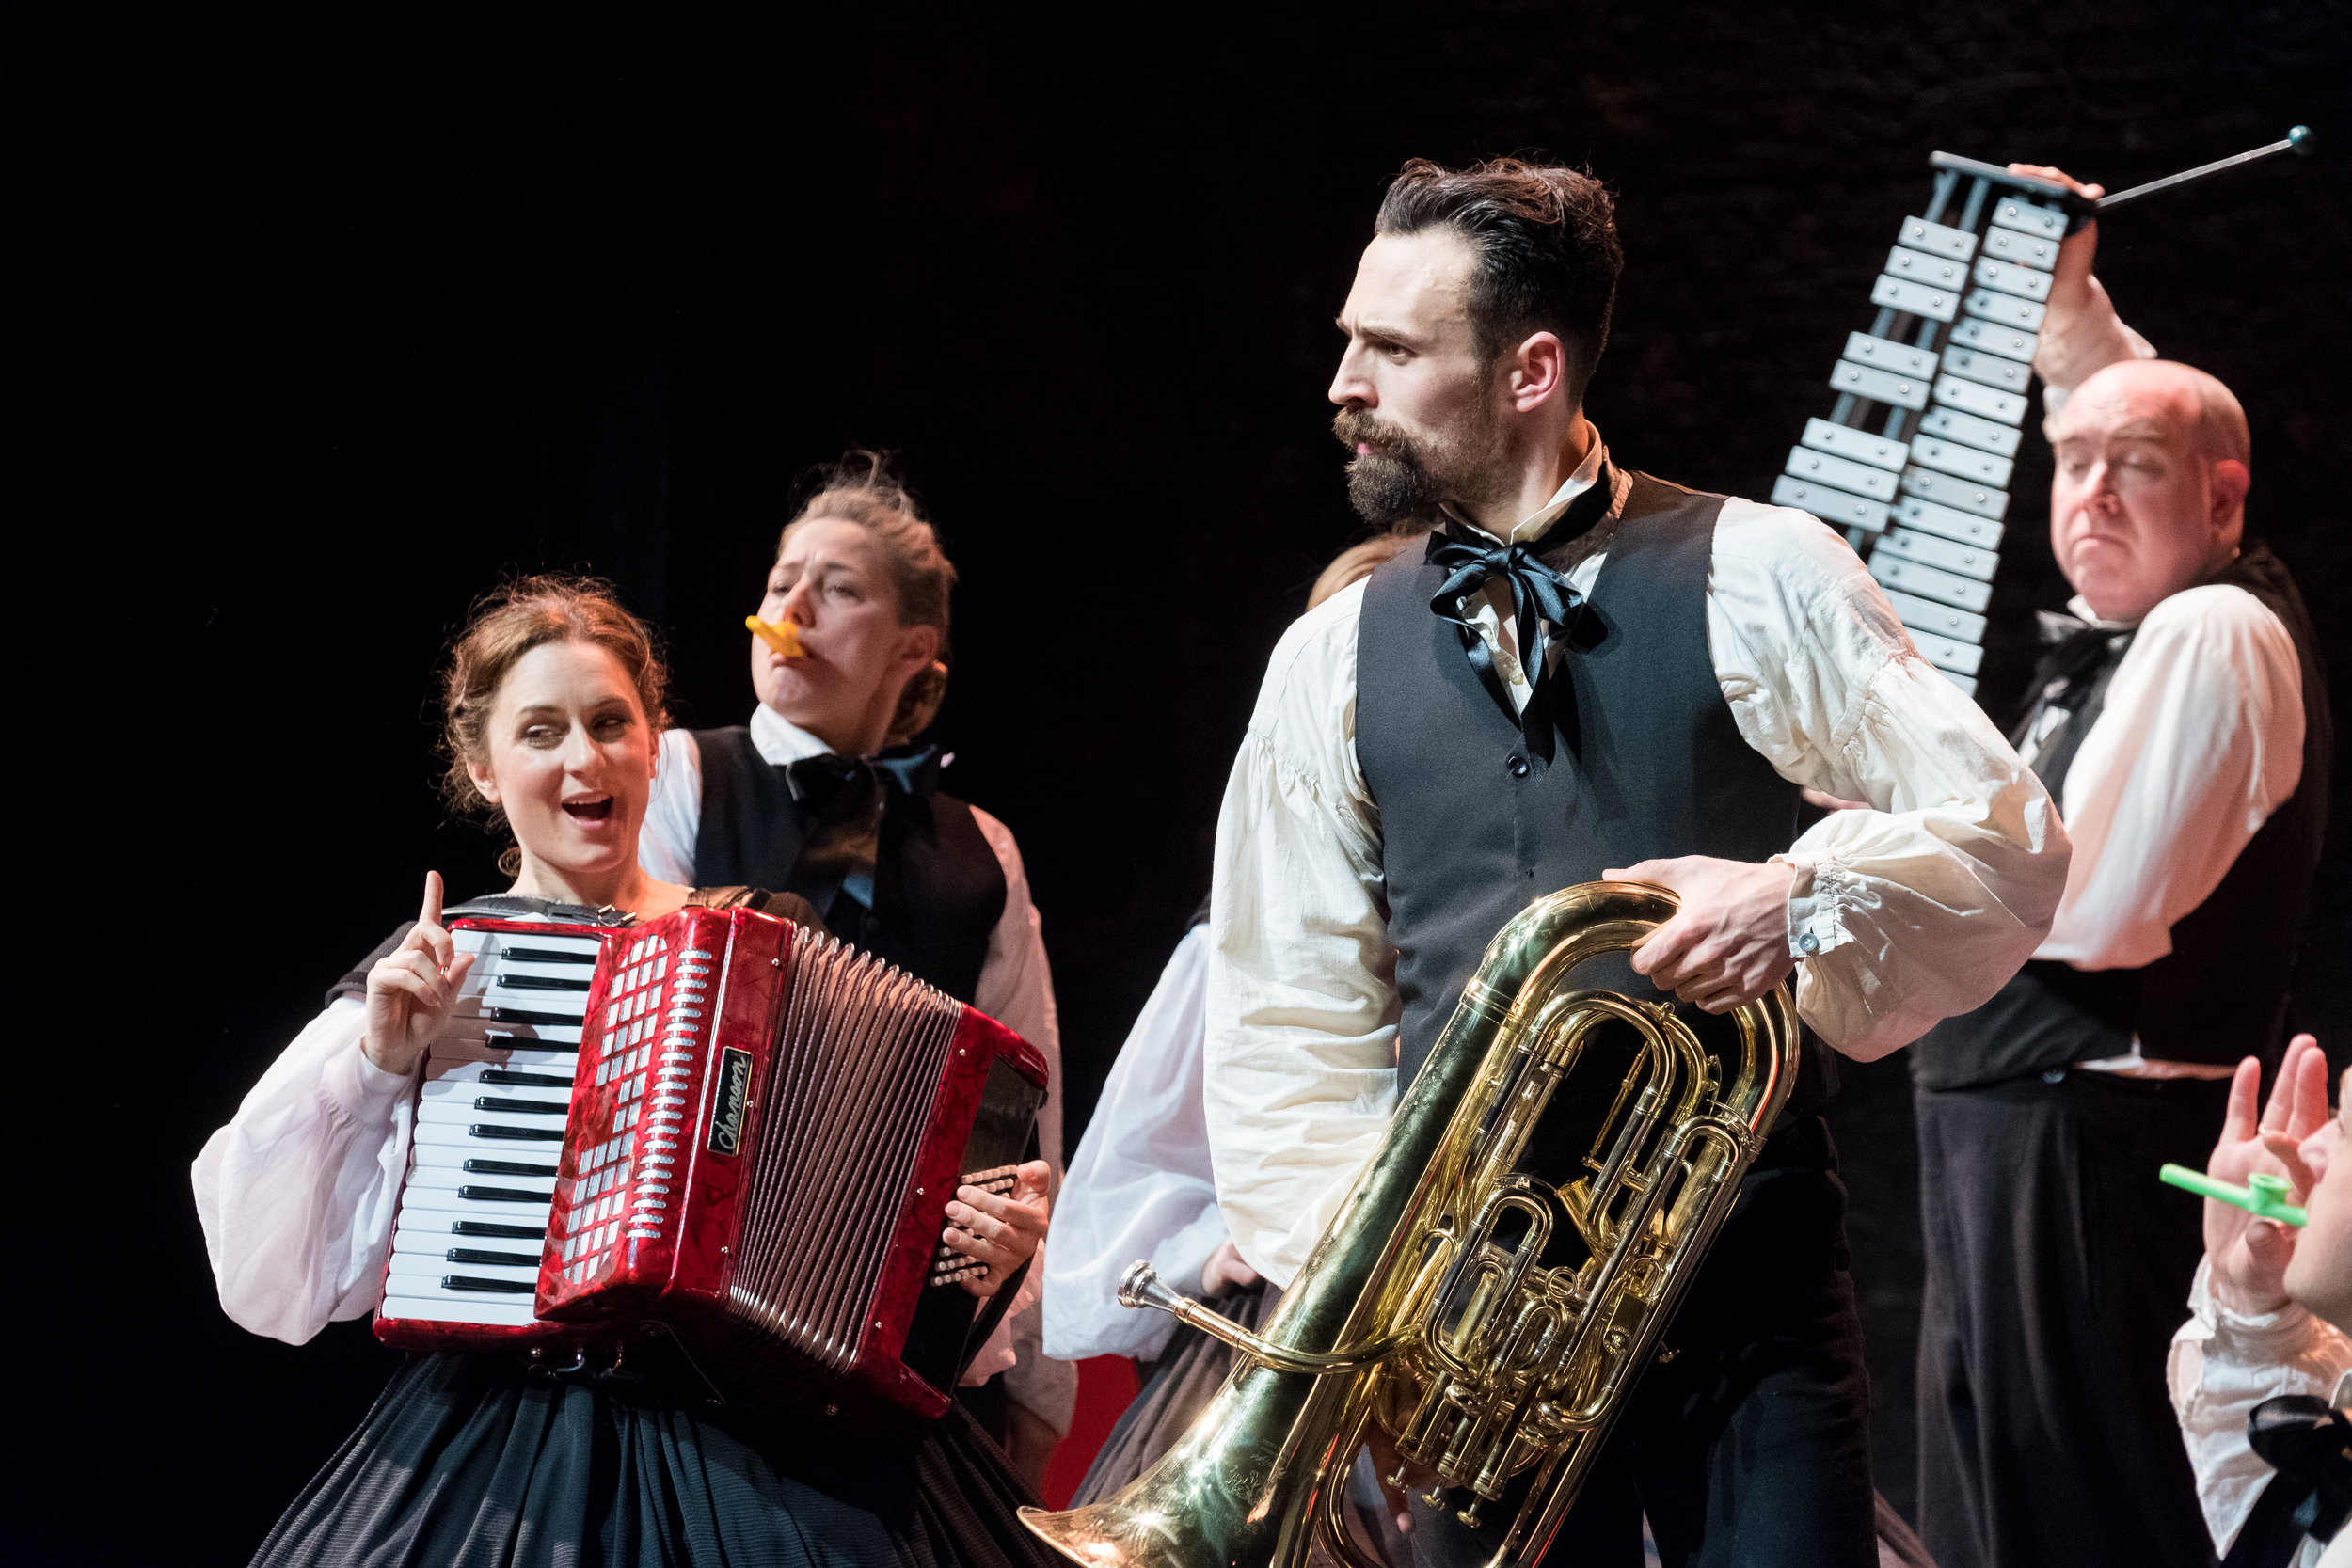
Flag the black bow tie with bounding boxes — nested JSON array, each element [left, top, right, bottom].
[[1423, 469, 1613, 764], [2030, 610, 2130, 714], [785, 745, 942, 817], [2221, 1396, 2351, 1565]]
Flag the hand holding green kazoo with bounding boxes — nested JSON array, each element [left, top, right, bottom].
[[2160, 1164, 2308, 1226]]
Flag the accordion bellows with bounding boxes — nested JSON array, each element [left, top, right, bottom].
[[374, 906, 1048, 1425]]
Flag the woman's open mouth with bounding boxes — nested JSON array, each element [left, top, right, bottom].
[[562, 797, 614, 822]]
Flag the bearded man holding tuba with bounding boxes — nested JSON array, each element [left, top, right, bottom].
[[1089, 159, 2068, 1568]]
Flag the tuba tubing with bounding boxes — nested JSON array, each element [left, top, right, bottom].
[[1020, 880, 1800, 1568]]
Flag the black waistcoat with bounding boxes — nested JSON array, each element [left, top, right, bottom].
[[688, 726, 1009, 1005], [1915, 545, 2331, 1088], [1357, 472, 1820, 1115]]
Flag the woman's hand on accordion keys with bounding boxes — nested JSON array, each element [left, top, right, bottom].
[[363, 872, 476, 1077], [943, 1159, 1051, 1299]]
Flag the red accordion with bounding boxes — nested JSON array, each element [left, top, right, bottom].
[[373, 905, 1048, 1424]]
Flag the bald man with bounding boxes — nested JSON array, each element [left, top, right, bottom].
[[1910, 171, 2332, 1568]]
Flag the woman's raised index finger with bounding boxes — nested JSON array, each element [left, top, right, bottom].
[[419, 870, 446, 930]]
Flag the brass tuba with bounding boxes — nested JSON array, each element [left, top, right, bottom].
[[1020, 880, 1799, 1568]]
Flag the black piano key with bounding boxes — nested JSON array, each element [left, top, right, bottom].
[[441, 1275, 536, 1294], [470, 1124, 566, 1142], [452, 1220, 547, 1240], [501, 947, 597, 965], [463, 1158, 559, 1178], [472, 1095, 568, 1115], [460, 1184, 550, 1203], [485, 1006, 581, 1026], [497, 974, 595, 992], [478, 1069, 574, 1089], [446, 1247, 541, 1268]]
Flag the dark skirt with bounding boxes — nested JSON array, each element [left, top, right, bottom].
[[253, 1350, 1065, 1568], [1069, 1287, 1271, 1507]]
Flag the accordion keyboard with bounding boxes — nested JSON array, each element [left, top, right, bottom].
[[380, 924, 606, 1328]]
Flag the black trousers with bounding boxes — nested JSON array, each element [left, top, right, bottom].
[[1915, 1070, 2229, 1568], [1404, 1115, 1878, 1568]]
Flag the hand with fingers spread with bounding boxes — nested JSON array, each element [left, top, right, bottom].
[[363, 871, 477, 1077], [1606, 856, 1799, 1014], [2203, 1035, 2331, 1315], [943, 1159, 1051, 1299]]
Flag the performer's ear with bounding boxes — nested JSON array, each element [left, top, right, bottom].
[[897, 620, 941, 672], [468, 758, 501, 805], [1507, 330, 1568, 414]]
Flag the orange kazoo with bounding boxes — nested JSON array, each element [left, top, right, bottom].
[[744, 615, 804, 657]]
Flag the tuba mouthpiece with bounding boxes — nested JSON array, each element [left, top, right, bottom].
[[1118, 1260, 1182, 1314]]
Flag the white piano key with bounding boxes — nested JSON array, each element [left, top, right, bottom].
[[1902, 625, 1985, 676], [437, 1018, 584, 1051], [418, 1076, 574, 1108], [406, 1139, 559, 1171], [1972, 256, 2053, 303], [1931, 377, 2028, 425], [1843, 330, 1940, 380], [1871, 555, 1993, 612], [1990, 197, 2069, 241], [1947, 317, 2039, 365], [391, 1226, 545, 1263], [1915, 406, 2023, 459], [1895, 492, 2009, 549], [1771, 475, 1890, 532], [1938, 667, 1979, 697], [1877, 526, 1998, 582], [1895, 215, 1979, 261], [402, 1164, 559, 1196], [395, 1183, 552, 1219], [1901, 466, 2010, 519], [1881, 586, 1989, 643], [1884, 245, 1972, 291], [1785, 446, 1899, 501], [1870, 274, 1959, 324], [1802, 418, 1908, 472], [379, 1294, 541, 1327], [387, 1254, 541, 1288], [416, 1100, 567, 1132], [1941, 346, 2034, 396], [1980, 227, 2058, 272], [421, 1054, 577, 1085], [1963, 288, 2047, 332], [1832, 358, 1931, 410], [1910, 436, 2014, 488]]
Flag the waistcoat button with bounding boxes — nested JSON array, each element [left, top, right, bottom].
[[1505, 754, 1530, 778]]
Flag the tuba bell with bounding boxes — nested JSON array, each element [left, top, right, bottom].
[[1019, 880, 1800, 1568]]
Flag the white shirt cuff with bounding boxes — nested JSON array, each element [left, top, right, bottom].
[[323, 1040, 415, 1128], [1775, 852, 1850, 959]]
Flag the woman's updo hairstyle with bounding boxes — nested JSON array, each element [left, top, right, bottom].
[[781, 451, 958, 745], [438, 573, 671, 829]]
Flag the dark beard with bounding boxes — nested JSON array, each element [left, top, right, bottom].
[[1333, 406, 1505, 529]]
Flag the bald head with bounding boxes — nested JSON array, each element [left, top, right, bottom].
[[2055, 358, 2250, 468], [2045, 357, 2254, 623]]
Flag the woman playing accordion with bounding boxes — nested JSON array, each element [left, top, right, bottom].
[[193, 574, 1063, 1568]]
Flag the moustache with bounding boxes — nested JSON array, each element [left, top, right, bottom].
[[1333, 410, 1416, 460]]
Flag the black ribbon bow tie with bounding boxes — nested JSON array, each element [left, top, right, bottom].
[[785, 745, 942, 817], [1425, 514, 1598, 764], [2030, 610, 2128, 714], [2219, 1396, 2351, 1566]]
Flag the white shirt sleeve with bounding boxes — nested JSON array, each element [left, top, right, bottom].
[[637, 728, 703, 886], [190, 1000, 416, 1344], [1204, 580, 1401, 1288], [2168, 1259, 2352, 1559], [2040, 584, 2303, 969], [970, 807, 1063, 1177], [1044, 926, 1229, 1360], [1708, 503, 2072, 1058], [2034, 273, 2158, 415], [964, 806, 1076, 1430]]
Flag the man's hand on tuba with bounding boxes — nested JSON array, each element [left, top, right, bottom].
[[1606, 856, 1800, 1013]]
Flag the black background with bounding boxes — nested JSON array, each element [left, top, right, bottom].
[[25, 3, 2349, 1561]]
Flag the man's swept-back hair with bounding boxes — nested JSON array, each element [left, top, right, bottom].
[[1375, 157, 1623, 401]]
